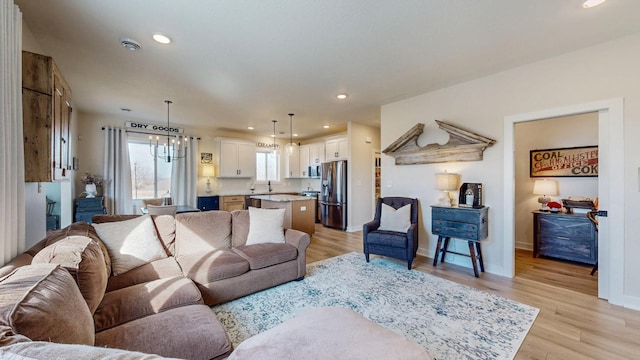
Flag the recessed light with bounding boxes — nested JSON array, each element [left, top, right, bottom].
[[270, 134, 276, 138], [120, 38, 141, 51], [293, 133, 299, 137], [583, 0, 607, 8], [152, 34, 171, 44], [247, 126, 254, 130], [323, 125, 330, 129], [336, 94, 348, 100]]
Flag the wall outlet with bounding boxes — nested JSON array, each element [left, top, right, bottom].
[[300, 206, 306, 211]]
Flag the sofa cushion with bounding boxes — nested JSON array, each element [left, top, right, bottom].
[[177, 249, 249, 284], [95, 304, 233, 360], [32, 235, 108, 314], [0, 264, 94, 345], [175, 211, 232, 256], [233, 243, 298, 270], [94, 276, 203, 332], [246, 207, 285, 245], [106, 257, 184, 292], [0, 341, 182, 359], [93, 215, 168, 275], [231, 210, 251, 247], [228, 307, 432, 360]]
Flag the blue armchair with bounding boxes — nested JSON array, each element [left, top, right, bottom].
[[363, 197, 419, 270]]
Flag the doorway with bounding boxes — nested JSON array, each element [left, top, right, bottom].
[[513, 113, 598, 296], [503, 99, 625, 304]]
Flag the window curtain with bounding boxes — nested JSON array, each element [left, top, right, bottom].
[[171, 137, 198, 207], [103, 127, 133, 214], [0, 0, 24, 265]]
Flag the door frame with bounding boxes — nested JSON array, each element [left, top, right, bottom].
[[503, 98, 624, 304]]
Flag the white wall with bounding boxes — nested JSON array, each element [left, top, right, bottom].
[[381, 32, 640, 304], [514, 113, 598, 250], [347, 122, 381, 231]]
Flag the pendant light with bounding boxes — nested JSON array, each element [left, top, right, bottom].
[[285, 113, 297, 155], [272, 119, 278, 154], [149, 100, 188, 163]]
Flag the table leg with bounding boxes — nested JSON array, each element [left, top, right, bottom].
[[432, 236, 443, 266], [475, 242, 485, 273], [468, 241, 479, 278], [440, 237, 450, 263]]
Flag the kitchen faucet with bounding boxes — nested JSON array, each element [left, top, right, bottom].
[[268, 180, 272, 193]]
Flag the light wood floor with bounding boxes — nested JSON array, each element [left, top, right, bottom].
[[308, 224, 640, 360]]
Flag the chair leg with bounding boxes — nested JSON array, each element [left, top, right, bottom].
[[591, 261, 598, 275], [365, 253, 370, 263], [407, 258, 413, 270]]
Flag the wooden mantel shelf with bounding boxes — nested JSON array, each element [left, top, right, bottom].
[[382, 121, 496, 165]]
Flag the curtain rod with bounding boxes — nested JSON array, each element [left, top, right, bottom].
[[101, 127, 201, 140]]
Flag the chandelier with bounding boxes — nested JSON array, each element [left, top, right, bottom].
[[150, 100, 188, 163], [285, 113, 297, 155]]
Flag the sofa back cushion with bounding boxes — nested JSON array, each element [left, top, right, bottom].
[[231, 210, 250, 247], [0, 264, 94, 345], [32, 236, 108, 314], [93, 215, 168, 276], [175, 211, 232, 256], [92, 214, 177, 256]]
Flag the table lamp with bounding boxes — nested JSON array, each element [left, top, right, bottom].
[[202, 165, 215, 194], [435, 171, 460, 207], [533, 179, 558, 211]]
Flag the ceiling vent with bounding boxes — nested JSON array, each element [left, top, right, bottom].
[[120, 38, 141, 51]]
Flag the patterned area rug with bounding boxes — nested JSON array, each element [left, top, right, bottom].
[[212, 252, 539, 359]]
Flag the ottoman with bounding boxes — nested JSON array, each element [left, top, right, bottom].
[[228, 307, 432, 360]]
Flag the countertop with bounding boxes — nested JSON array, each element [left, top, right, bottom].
[[251, 194, 314, 202]]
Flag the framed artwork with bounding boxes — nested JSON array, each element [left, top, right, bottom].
[[530, 146, 598, 177], [200, 152, 213, 164]]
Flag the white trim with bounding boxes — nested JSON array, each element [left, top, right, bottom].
[[504, 98, 624, 305]]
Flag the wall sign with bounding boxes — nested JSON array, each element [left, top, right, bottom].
[[200, 152, 213, 164], [125, 121, 184, 134], [530, 146, 598, 177]]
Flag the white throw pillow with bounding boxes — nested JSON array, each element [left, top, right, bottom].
[[93, 215, 168, 275], [378, 203, 411, 233], [246, 207, 286, 245]]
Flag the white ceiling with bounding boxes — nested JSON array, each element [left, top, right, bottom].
[[15, 0, 640, 139]]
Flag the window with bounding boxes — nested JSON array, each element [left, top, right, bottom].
[[256, 150, 280, 182], [129, 141, 172, 199]]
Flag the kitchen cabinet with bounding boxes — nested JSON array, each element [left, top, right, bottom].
[[218, 139, 256, 178], [286, 143, 324, 178], [285, 146, 300, 178], [298, 145, 310, 177], [197, 196, 219, 211], [309, 143, 325, 165], [221, 195, 245, 212], [325, 136, 348, 160], [22, 51, 72, 182], [533, 211, 597, 265]]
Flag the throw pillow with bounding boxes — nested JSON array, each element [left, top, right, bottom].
[[93, 215, 168, 276], [245, 207, 286, 245], [378, 203, 411, 232]]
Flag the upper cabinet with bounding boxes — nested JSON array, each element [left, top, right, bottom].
[[325, 136, 348, 160], [22, 51, 72, 182], [218, 138, 256, 178], [285, 142, 325, 178], [309, 143, 325, 165], [285, 146, 301, 178]]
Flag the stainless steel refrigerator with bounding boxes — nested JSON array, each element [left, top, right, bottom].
[[321, 160, 347, 230]]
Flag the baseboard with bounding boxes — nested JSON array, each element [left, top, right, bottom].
[[623, 295, 640, 311]]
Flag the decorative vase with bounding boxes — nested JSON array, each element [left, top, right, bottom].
[[85, 183, 97, 198]]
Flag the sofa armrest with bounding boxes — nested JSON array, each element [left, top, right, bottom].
[[284, 229, 310, 279], [363, 220, 380, 235]]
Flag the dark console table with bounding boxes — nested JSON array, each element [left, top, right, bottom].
[[74, 196, 106, 223], [533, 211, 597, 265], [431, 206, 489, 277], [197, 196, 219, 211]]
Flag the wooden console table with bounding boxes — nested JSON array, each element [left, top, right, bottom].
[[431, 206, 489, 277]]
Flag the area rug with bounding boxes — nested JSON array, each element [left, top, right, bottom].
[[212, 252, 539, 359]]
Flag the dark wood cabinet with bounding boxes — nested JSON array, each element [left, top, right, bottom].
[[75, 197, 106, 224], [533, 211, 597, 265]]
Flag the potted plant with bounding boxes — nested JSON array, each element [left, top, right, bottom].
[[80, 172, 107, 198]]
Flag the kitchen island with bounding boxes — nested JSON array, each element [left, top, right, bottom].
[[250, 194, 316, 235]]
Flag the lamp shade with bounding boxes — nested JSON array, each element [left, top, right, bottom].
[[435, 172, 460, 191], [202, 165, 215, 178], [533, 179, 558, 196]]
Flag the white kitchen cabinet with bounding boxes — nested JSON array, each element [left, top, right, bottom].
[[309, 143, 325, 165], [218, 139, 256, 178], [284, 146, 300, 178], [298, 145, 310, 177], [325, 136, 348, 160]]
